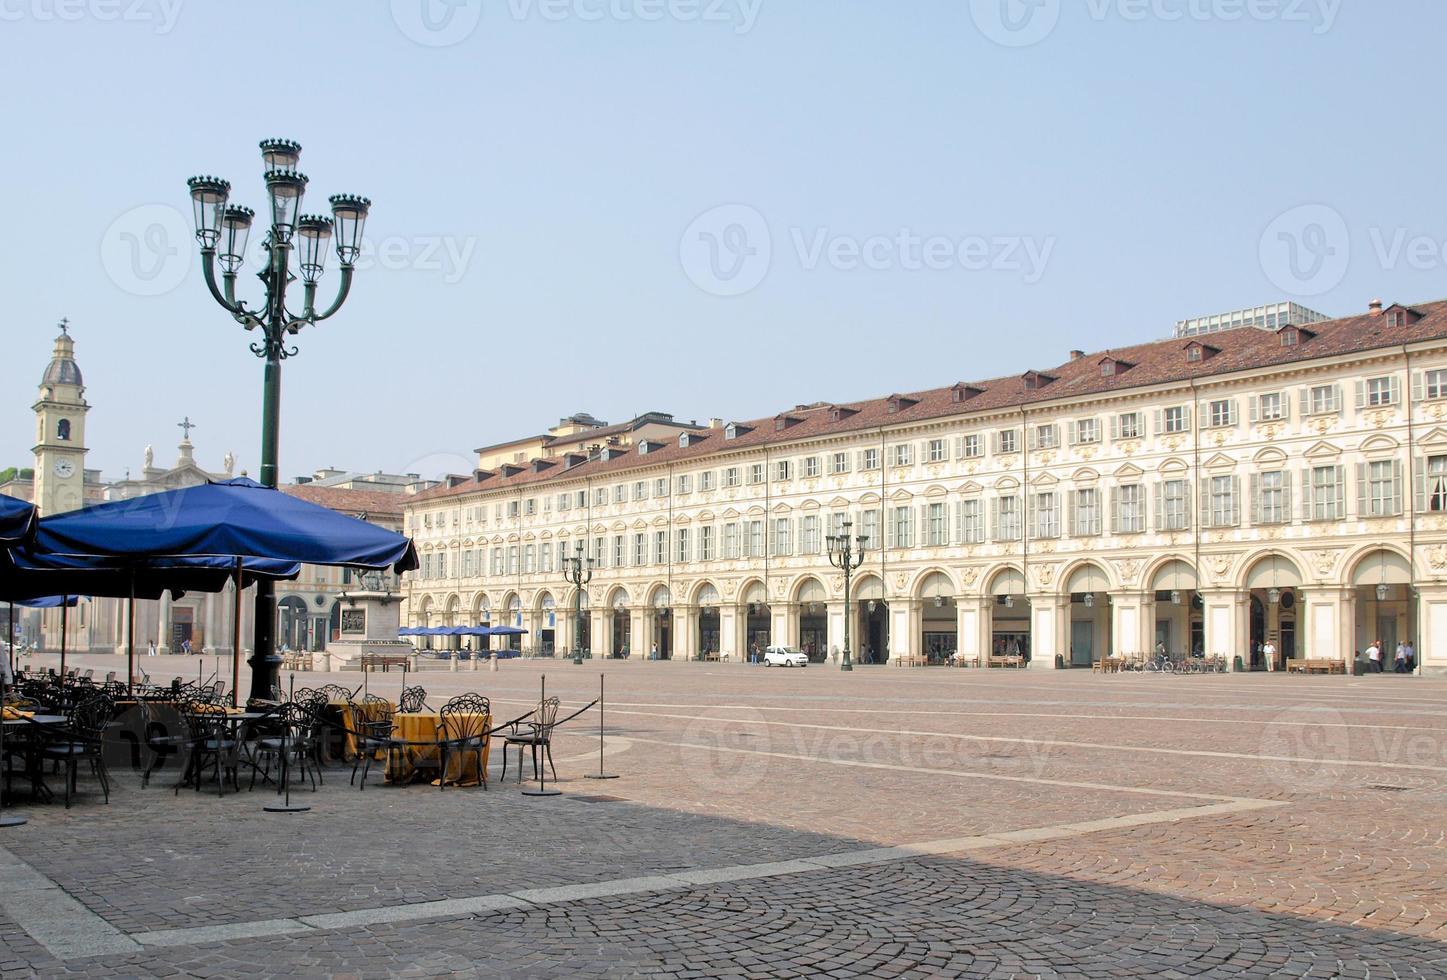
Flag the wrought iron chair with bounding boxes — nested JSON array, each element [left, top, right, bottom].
[[249, 701, 317, 792], [348, 694, 397, 791], [177, 701, 241, 796], [398, 686, 428, 714], [501, 696, 559, 783], [438, 694, 490, 790], [42, 693, 113, 809]]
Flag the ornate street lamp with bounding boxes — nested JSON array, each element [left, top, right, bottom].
[[562, 542, 595, 665], [826, 520, 868, 672], [187, 139, 371, 701]]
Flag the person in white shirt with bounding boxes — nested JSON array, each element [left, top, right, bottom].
[[1262, 640, 1277, 671], [1365, 640, 1382, 673], [1394, 642, 1409, 673]]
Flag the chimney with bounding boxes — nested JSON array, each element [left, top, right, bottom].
[[708, 418, 723, 429], [1369, 299, 1384, 315], [1069, 350, 1085, 361]]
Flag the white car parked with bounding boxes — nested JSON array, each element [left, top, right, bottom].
[[762, 645, 808, 668]]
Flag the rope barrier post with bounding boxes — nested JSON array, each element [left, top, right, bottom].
[[265, 672, 310, 814], [584, 672, 618, 781], [522, 672, 560, 797]]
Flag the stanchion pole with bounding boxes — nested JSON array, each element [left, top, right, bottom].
[[584, 672, 618, 780], [0, 674, 24, 829], [522, 673, 561, 797], [265, 672, 309, 813]]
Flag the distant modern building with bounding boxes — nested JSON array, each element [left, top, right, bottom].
[[1175, 301, 1331, 338], [474, 412, 705, 472]]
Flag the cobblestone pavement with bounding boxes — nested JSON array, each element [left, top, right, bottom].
[[4, 655, 1447, 977]]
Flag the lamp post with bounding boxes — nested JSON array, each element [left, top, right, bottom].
[[187, 139, 371, 702], [562, 542, 595, 665], [826, 520, 868, 672]]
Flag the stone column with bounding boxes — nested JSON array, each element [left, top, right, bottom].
[[1298, 586, 1352, 666], [153, 591, 171, 655], [1201, 588, 1249, 670], [896, 599, 922, 664], [1112, 590, 1152, 660], [773, 603, 792, 653], [720, 606, 739, 662], [1416, 584, 1447, 675], [677, 605, 698, 661], [202, 595, 218, 655], [956, 597, 985, 666], [1026, 594, 1063, 668], [827, 601, 845, 664]]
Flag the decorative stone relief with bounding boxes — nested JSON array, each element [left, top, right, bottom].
[[1033, 564, 1057, 588], [1309, 550, 1340, 578], [723, 580, 737, 597], [894, 572, 908, 591], [1428, 545, 1447, 571], [1115, 557, 1142, 584], [958, 567, 979, 588], [1206, 554, 1235, 582]]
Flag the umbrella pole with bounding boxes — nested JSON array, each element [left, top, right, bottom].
[[0, 600, 22, 828], [127, 573, 136, 696], [231, 559, 243, 708], [59, 598, 68, 683]]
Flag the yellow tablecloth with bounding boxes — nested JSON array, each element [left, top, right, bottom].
[[336, 700, 395, 761], [1, 707, 34, 720], [387, 712, 491, 786]]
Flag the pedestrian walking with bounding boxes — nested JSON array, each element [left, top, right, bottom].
[[147, 639, 157, 657], [1366, 639, 1382, 673], [1394, 641, 1408, 673]]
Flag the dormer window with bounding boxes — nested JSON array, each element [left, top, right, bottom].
[[1280, 328, 1299, 348], [724, 424, 737, 440], [885, 394, 919, 414], [1186, 346, 1202, 363], [679, 433, 689, 448], [1100, 361, 1115, 377], [1021, 371, 1055, 390], [1388, 310, 1406, 329], [950, 383, 982, 403], [827, 405, 859, 422]]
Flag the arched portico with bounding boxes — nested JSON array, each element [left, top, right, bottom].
[[852, 574, 888, 664], [1063, 563, 1113, 668], [1240, 553, 1304, 670], [1348, 547, 1415, 673], [915, 571, 957, 665], [984, 566, 1030, 667], [794, 576, 829, 661]]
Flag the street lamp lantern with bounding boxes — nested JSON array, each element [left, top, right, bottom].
[[296, 215, 334, 283], [329, 194, 371, 264], [186, 137, 371, 701], [826, 520, 867, 672], [187, 176, 231, 249], [259, 137, 302, 171], [219, 205, 255, 274], [562, 542, 595, 665], [263, 169, 309, 243]]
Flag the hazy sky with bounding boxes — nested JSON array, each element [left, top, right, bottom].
[[2, 1, 1442, 484]]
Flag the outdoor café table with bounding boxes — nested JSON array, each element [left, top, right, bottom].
[[2, 712, 67, 803], [387, 710, 491, 787], [177, 707, 270, 791]]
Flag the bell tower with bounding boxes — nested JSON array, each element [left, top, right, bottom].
[[32, 319, 89, 516]]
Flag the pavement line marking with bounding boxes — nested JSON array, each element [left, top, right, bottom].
[[615, 711, 1447, 776], [622, 735, 1249, 803], [107, 797, 1279, 958], [0, 845, 141, 958], [522, 698, 1447, 735]]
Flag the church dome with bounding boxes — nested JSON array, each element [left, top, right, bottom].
[[41, 328, 83, 388]]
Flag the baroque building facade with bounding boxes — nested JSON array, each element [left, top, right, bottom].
[[404, 298, 1447, 673]]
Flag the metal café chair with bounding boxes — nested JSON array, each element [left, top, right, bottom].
[[501, 696, 559, 784]]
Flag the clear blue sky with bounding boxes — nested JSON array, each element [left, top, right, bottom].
[[2, 1, 1442, 483]]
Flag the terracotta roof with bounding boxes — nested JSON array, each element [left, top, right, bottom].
[[281, 484, 405, 522], [411, 299, 1447, 505]]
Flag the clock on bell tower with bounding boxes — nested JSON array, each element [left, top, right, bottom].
[[32, 320, 89, 516]]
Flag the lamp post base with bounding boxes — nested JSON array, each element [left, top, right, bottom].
[[840, 663, 853, 672], [0, 814, 27, 827]]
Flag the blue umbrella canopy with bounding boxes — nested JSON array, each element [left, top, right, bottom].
[[0, 549, 300, 603], [0, 494, 36, 547], [33, 478, 418, 573], [487, 626, 528, 636], [15, 595, 80, 609]]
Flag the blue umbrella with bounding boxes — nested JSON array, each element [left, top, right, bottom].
[[0, 495, 36, 547], [34, 478, 417, 573]]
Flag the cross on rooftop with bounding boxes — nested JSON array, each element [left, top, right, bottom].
[[178, 416, 198, 440], [57, 318, 69, 336]]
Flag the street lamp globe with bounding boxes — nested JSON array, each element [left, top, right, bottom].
[[259, 138, 302, 171], [219, 205, 254, 274], [263, 169, 309, 243], [296, 215, 333, 283], [187, 176, 231, 249], [329, 194, 371, 265]]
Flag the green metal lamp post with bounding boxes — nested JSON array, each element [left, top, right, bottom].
[[562, 542, 595, 665], [187, 139, 371, 702], [826, 520, 868, 672]]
